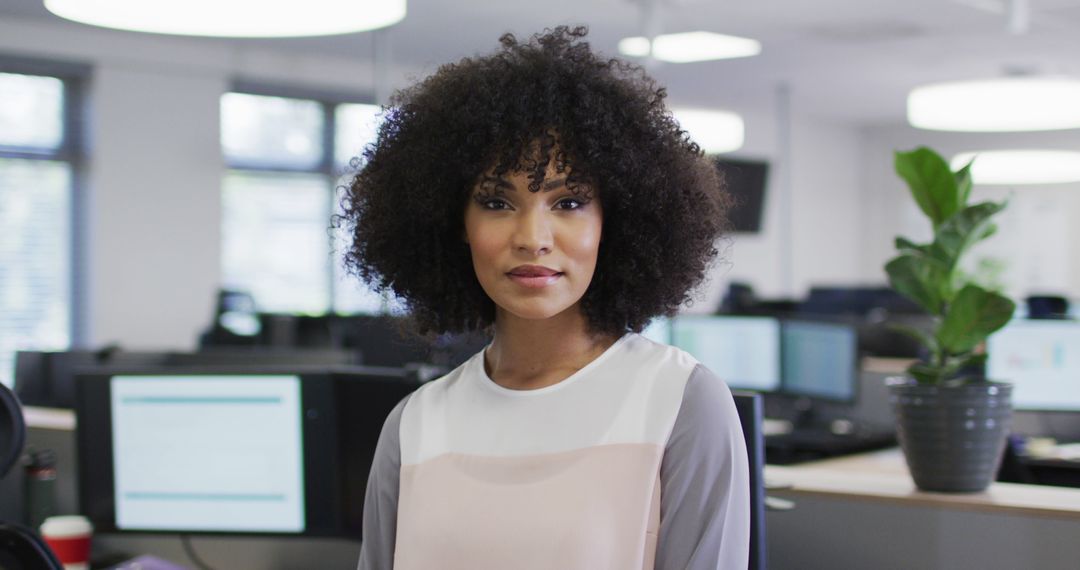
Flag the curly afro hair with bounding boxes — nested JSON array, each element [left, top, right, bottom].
[[338, 25, 730, 338]]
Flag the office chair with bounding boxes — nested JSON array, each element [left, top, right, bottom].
[[0, 383, 64, 569], [733, 391, 767, 570]]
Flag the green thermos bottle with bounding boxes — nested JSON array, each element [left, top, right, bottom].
[[23, 448, 57, 529]]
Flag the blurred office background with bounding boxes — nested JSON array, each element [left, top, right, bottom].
[[3, 1, 1080, 568], [2, 0, 1078, 382]]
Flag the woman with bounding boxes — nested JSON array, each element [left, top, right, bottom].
[[342, 26, 749, 570]]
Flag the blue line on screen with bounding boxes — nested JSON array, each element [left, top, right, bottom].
[[125, 492, 286, 502], [120, 397, 282, 405]]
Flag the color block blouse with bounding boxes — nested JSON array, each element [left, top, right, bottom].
[[357, 333, 750, 570]]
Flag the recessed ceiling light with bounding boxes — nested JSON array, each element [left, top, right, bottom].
[[44, 0, 406, 38], [619, 31, 761, 63], [671, 108, 744, 154], [909, 78, 1080, 132], [951, 150, 1080, 185]]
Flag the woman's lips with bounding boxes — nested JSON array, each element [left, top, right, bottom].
[[506, 264, 562, 288], [507, 272, 563, 288]]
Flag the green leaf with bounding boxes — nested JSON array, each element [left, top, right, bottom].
[[942, 353, 989, 384], [894, 147, 960, 228], [894, 236, 929, 255], [888, 323, 939, 357], [951, 352, 987, 371], [954, 159, 974, 210], [938, 285, 1016, 355], [929, 201, 1007, 268], [885, 253, 947, 314], [906, 362, 942, 384]]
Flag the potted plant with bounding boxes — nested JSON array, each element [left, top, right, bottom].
[[885, 146, 1016, 493]]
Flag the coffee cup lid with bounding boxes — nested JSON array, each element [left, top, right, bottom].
[[40, 515, 93, 538]]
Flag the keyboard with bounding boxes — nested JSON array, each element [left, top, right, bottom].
[[765, 427, 896, 464]]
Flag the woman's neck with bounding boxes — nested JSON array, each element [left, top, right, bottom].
[[484, 308, 619, 391]]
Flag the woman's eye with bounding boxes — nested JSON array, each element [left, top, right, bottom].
[[479, 198, 511, 210], [555, 198, 585, 210]]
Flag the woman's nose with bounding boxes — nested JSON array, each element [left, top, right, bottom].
[[513, 208, 553, 256]]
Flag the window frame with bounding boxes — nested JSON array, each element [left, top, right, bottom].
[[0, 55, 90, 347], [223, 81, 379, 315]]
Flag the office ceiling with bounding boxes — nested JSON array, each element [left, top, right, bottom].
[[3, 0, 1080, 125]]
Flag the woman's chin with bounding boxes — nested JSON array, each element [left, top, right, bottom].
[[496, 300, 581, 323]]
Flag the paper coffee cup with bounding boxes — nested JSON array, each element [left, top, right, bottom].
[[40, 515, 93, 570]]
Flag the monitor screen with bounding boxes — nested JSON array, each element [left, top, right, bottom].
[[987, 320, 1080, 411], [110, 375, 305, 533], [670, 316, 780, 392], [75, 367, 419, 537], [781, 320, 859, 402]]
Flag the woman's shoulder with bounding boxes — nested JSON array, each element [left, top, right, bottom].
[[619, 333, 703, 376], [402, 350, 480, 403]]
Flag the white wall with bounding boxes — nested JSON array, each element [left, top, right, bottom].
[[859, 124, 1080, 303], [687, 104, 868, 312], [86, 64, 225, 349], [1, 16, 875, 346]]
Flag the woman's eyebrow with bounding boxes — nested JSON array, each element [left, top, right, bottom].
[[479, 175, 515, 191], [541, 177, 568, 191]]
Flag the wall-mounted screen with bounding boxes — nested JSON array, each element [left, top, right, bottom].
[[713, 157, 769, 233]]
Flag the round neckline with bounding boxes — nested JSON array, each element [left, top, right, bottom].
[[473, 333, 632, 397]]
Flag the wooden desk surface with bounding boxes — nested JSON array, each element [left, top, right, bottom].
[[765, 447, 1080, 519]]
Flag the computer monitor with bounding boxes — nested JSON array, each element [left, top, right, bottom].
[[75, 366, 418, 536], [15, 349, 358, 409], [670, 316, 780, 392], [15, 350, 163, 409], [780, 320, 859, 403], [987, 320, 1080, 411]]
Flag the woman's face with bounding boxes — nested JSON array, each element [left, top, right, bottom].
[[464, 161, 603, 323]]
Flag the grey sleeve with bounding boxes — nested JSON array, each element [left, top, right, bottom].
[[655, 364, 751, 570], [357, 395, 410, 570]]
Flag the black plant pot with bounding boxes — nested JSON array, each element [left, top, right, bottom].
[[888, 378, 1012, 493]]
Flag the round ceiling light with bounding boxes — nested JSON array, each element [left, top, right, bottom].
[[951, 150, 1080, 185], [671, 108, 745, 154], [908, 78, 1080, 132], [44, 0, 406, 38]]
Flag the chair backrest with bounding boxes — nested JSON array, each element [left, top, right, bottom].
[[0, 383, 26, 479], [732, 391, 767, 570], [0, 523, 64, 569], [0, 384, 63, 569]]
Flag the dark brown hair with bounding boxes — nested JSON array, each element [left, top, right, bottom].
[[337, 26, 729, 337]]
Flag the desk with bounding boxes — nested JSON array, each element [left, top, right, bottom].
[[765, 448, 1080, 569]]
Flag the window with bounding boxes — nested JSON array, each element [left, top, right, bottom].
[[220, 90, 394, 315], [0, 68, 82, 387]]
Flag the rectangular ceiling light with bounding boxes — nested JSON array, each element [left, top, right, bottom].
[[619, 31, 761, 63]]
